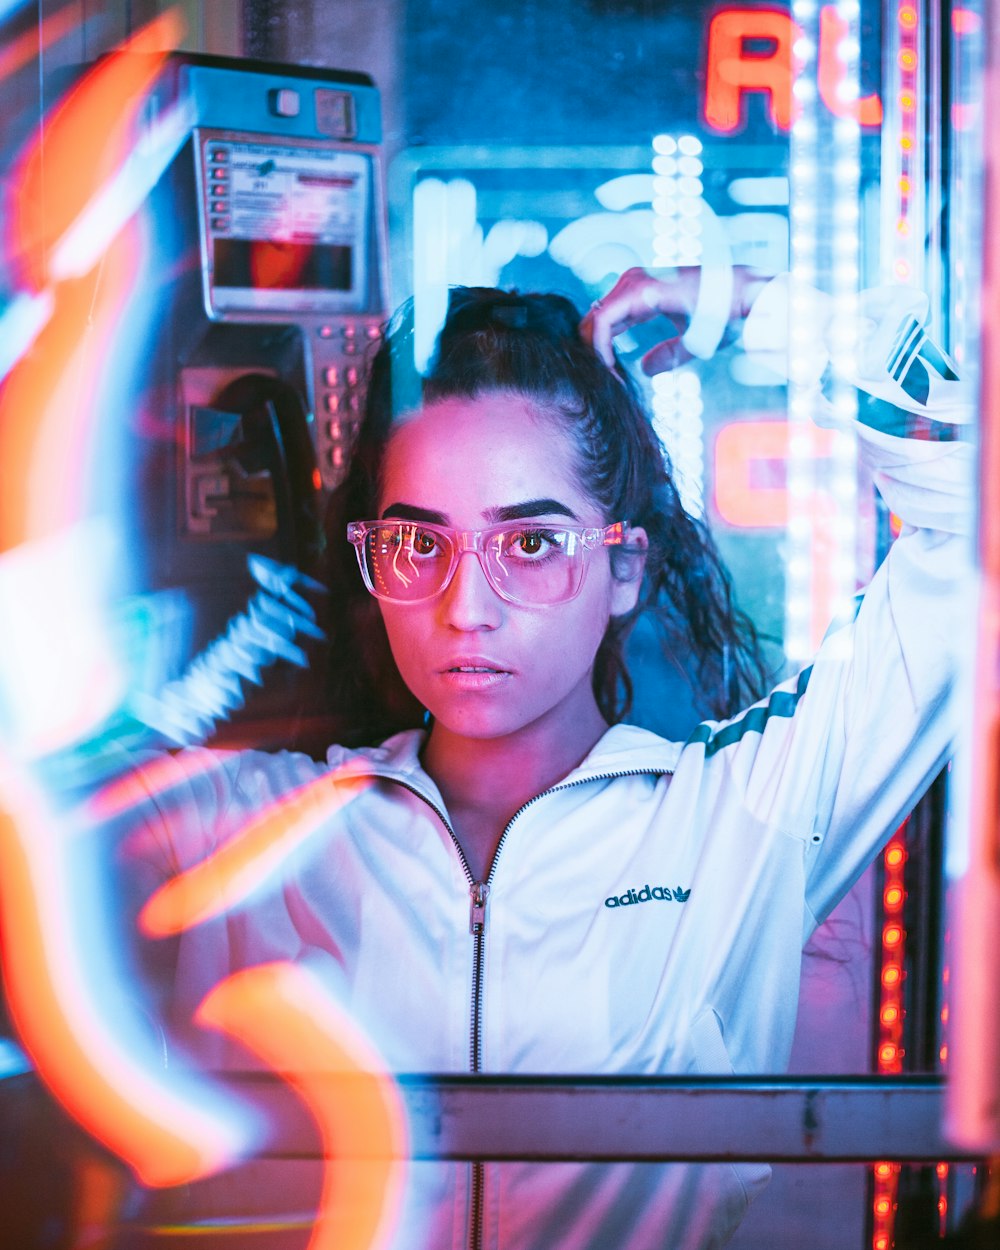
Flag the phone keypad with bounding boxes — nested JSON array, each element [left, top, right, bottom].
[[314, 318, 381, 488]]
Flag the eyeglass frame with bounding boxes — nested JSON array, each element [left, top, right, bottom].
[[346, 518, 629, 606]]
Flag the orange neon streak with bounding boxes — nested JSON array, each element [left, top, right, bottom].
[[0, 11, 184, 549], [140, 770, 372, 937], [0, 7, 248, 1195], [6, 8, 184, 292], [0, 767, 246, 1186], [0, 230, 137, 548], [816, 7, 884, 126], [91, 749, 239, 822], [196, 963, 408, 1250], [1, 21, 400, 1250], [0, 6, 80, 85], [703, 9, 798, 133]]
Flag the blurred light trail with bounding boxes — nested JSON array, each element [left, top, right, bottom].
[[0, 0, 34, 27], [0, 761, 260, 1186], [0, 5, 79, 83], [0, 17, 407, 1250], [0, 520, 124, 759], [139, 768, 372, 937], [0, 1037, 32, 1079], [5, 8, 184, 292], [92, 750, 238, 823], [0, 8, 185, 548], [50, 93, 194, 282], [0, 6, 257, 1195], [197, 962, 407, 1250], [0, 290, 54, 381]]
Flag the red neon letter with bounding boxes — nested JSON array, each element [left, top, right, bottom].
[[704, 8, 798, 133], [714, 420, 792, 528], [714, 419, 840, 528], [818, 7, 883, 126]]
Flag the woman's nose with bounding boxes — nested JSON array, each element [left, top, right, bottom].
[[439, 550, 503, 630]]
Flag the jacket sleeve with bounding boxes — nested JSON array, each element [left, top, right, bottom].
[[105, 746, 329, 1051], [710, 283, 975, 930]]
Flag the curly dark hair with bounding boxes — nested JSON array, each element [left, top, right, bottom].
[[323, 286, 769, 746]]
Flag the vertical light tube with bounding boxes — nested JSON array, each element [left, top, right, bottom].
[[650, 133, 706, 518], [946, 0, 1000, 1155], [786, 0, 860, 670], [879, 0, 926, 290]]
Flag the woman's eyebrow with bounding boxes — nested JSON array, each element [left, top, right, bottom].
[[486, 499, 579, 523], [380, 502, 449, 523], [381, 499, 580, 524]]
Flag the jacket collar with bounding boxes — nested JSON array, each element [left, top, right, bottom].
[[325, 723, 680, 808]]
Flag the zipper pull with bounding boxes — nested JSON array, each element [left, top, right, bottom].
[[469, 881, 490, 935]]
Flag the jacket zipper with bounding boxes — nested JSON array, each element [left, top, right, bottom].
[[386, 766, 668, 1250]]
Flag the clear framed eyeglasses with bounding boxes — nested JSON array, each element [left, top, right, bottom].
[[346, 518, 628, 606]]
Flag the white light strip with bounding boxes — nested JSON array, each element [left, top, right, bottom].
[[650, 134, 706, 517], [651, 369, 705, 519], [786, 0, 860, 669], [880, 0, 925, 289], [651, 132, 705, 270]]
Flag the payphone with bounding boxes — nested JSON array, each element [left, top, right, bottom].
[[135, 55, 388, 754]]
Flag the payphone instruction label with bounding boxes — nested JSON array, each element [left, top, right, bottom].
[[200, 139, 371, 313]]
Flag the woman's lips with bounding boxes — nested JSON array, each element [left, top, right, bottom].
[[439, 657, 512, 673], [437, 660, 513, 689]]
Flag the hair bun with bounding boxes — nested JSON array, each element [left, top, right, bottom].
[[444, 287, 580, 341], [490, 304, 530, 329]]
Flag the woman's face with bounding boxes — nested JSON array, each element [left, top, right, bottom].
[[375, 393, 645, 746]]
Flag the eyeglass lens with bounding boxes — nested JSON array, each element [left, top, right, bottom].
[[359, 522, 584, 604]]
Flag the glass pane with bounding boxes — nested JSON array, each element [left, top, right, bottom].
[[0, 3, 990, 1250]]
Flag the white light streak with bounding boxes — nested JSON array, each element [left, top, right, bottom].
[[50, 95, 195, 282]]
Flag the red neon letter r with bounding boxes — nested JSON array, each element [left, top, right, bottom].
[[705, 8, 799, 133]]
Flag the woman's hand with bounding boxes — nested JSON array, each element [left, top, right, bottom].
[[580, 265, 771, 375]]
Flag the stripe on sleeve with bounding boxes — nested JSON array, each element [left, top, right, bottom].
[[856, 390, 963, 442], [686, 666, 814, 759]]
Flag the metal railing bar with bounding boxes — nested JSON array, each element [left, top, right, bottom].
[[226, 1074, 982, 1162]]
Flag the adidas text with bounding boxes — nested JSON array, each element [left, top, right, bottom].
[[604, 883, 691, 908]]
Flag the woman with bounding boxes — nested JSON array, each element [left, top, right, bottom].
[[119, 268, 969, 1250]]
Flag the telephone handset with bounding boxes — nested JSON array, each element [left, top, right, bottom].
[[185, 371, 323, 576]]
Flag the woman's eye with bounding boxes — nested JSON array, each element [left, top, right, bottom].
[[506, 529, 559, 559]]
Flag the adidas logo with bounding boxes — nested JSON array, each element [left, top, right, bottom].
[[604, 883, 691, 909]]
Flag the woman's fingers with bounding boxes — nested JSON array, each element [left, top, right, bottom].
[[580, 267, 701, 368], [640, 337, 696, 376], [581, 266, 773, 372]]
